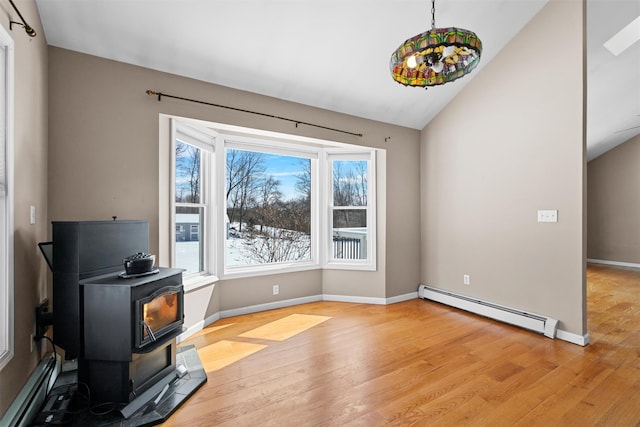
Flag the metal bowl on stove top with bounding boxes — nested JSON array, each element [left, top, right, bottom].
[[123, 252, 155, 275]]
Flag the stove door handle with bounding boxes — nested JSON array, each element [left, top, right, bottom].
[[142, 321, 157, 342]]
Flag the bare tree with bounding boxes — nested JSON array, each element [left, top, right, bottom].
[[175, 141, 200, 203], [332, 160, 368, 228], [245, 201, 311, 263], [353, 160, 368, 206], [226, 150, 265, 231], [295, 158, 312, 203], [256, 176, 282, 232], [225, 150, 312, 264]]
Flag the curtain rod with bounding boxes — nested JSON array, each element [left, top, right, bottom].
[[145, 90, 363, 138]]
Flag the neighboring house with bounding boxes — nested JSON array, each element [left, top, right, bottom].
[[175, 214, 200, 242]]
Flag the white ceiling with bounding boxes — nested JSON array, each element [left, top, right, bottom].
[[587, 0, 640, 159], [34, 0, 640, 160]]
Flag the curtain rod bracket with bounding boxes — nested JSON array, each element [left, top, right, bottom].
[[146, 90, 162, 101], [9, 0, 36, 37]]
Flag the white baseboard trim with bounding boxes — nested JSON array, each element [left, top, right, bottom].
[[177, 321, 204, 343], [177, 312, 221, 344], [386, 292, 419, 304], [323, 294, 387, 304], [322, 292, 419, 305], [204, 312, 221, 328], [220, 295, 323, 319], [587, 258, 640, 269], [556, 330, 590, 346]]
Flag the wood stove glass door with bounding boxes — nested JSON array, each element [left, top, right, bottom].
[[136, 285, 183, 349]]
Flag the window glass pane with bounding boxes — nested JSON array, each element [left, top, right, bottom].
[[332, 160, 367, 207], [226, 149, 311, 267], [332, 209, 367, 259], [175, 140, 201, 203], [175, 206, 204, 274]]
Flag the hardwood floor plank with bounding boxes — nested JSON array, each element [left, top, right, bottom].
[[238, 314, 331, 341], [161, 264, 640, 426], [595, 376, 640, 426], [560, 365, 640, 424]]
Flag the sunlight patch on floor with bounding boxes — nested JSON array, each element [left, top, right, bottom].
[[239, 314, 331, 341], [195, 314, 332, 372], [198, 340, 267, 372]]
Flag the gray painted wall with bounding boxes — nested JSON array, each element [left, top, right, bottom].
[[420, 0, 586, 336], [0, 0, 49, 415], [46, 47, 421, 327], [587, 134, 640, 264]]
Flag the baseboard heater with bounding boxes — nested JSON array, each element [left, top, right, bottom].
[[0, 353, 59, 427], [418, 284, 559, 339]]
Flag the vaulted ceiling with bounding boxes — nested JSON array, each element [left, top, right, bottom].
[[35, 0, 640, 160]]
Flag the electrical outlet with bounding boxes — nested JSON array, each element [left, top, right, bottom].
[[463, 274, 470, 285], [273, 285, 279, 295]]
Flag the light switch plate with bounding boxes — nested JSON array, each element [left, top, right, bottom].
[[537, 210, 558, 223]]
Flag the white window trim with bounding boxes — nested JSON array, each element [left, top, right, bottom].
[[162, 117, 378, 285], [324, 150, 376, 271], [0, 24, 15, 370], [170, 119, 219, 288], [221, 137, 320, 278]]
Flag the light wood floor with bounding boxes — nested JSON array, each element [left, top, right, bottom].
[[163, 264, 640, 426]]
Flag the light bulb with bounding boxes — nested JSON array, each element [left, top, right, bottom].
[[431, 61, 444, 73], [406, 55, 417, 69]]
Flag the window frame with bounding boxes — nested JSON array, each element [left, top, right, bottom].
[[164, 118, 377, 286], [0, 23, 14, 370], [222, 137, 319, 277], [170, 120, 217, 283], [325, 151, 376, 271]]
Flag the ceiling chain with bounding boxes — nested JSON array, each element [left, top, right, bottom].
[[431, 0, 436, 29]]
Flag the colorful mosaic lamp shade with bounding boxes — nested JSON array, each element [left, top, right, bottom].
[[390, 1, 482, 88]]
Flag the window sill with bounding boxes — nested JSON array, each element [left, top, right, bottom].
[[324, 262, 376, 271], [222, 262, 320, 280], [183, 273, 219, 292]]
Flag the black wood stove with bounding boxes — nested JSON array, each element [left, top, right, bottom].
[[81, 267, 184, 403], [37, 220, 206, 426]]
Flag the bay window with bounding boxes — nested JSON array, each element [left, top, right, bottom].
[[166, 118, 377, 283]]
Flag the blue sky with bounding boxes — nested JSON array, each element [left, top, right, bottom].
[[176, 141, 310, 201], [259, 153, 308, 201]]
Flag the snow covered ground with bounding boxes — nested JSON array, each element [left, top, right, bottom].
[[175, 225, 311, 274], [174, 241, 200, 274], [175, 237, 253, 274]]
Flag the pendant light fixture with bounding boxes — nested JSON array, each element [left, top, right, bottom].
[[390, 0, 482, 88]]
